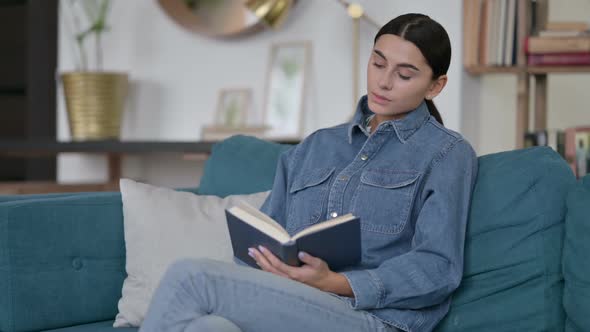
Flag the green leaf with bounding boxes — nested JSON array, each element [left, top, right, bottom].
[[81, 0, 99, 23]]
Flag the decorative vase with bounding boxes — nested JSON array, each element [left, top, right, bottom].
[[61, 72, 128, 141]]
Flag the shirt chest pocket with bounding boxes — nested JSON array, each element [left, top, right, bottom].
[[352, 169, 421, 234], [287, 167, 335, 233]]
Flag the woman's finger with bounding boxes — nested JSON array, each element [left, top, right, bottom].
[[298, 251, 323, 268], [258, 246, 299, 279], [249, 247, 288, 278]]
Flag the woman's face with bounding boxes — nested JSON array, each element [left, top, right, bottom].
[[366, 34, 447, 120]]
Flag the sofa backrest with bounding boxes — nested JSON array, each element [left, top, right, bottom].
[[436, 147, 576, 331], [0, 193, 127, 332], [197, 135, 293, 197], [563, 175, 590, 332], [0, 136, 287, 332]]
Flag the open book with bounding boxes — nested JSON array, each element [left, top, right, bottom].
[[225, 202, 361, 270]]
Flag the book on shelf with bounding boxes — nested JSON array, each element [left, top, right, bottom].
[[538, 30, 590, 37], [545, 21, 590, 32], [564, 127, 590, 178], [504, 0, 517, 65], [463, 0, 481, 67], [527, 52, 590, 66], [526, 36, 590, 54], [225, 203, 361, 270], [464, 0, 521, 68]]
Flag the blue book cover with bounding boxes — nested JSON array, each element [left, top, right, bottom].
[[225, 203, 361, 270]]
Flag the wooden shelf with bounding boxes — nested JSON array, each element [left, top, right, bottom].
[[466, 66, 525, 74], [466, 65, 590, 75], [0, 139, 299, 157], [0, 139, 300, 187]]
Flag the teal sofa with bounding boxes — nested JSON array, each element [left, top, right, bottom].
[[1, 135, 588, 332]]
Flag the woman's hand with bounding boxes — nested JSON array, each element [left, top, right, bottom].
[[248, 246, 354, 297]]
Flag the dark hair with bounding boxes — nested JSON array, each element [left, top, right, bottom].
[[374, 13, 451, 126]]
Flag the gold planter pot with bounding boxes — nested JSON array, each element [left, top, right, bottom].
[[61, 72, 128, 141]]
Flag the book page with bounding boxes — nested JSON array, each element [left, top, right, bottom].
[[292, 214, 356, 241], [229, 202, 291, 243]]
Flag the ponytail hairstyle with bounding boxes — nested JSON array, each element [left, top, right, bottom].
[[374, 14, 451, 125]]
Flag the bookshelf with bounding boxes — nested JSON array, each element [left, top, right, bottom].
[[463, 0, 590, 148]]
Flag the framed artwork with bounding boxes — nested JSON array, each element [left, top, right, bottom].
[[263, 41, 311, 139], [215, 88, 252, 128]]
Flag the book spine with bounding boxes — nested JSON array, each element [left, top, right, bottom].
[[526, 36, 590, 53], [557, 131, 566, 159], [516, 0, 529, 66], [504, 0, 516, 66], [498, 0, 508, 66], [464, 0, 484, 67], [527, 52, 590, 65], [281, 241, 300, 267], [538, 30, 589, 37], [479, 0, 492, 66], [546, 21, 590, 31]]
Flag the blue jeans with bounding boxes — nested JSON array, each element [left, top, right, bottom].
[[139, 258, 400, 332]]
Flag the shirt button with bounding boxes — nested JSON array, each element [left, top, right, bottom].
[[330, 212, 338, 218], [360, 155, 368, 161], [338, 175, 348, 181]]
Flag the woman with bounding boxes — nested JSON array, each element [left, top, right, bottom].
[[140, 13, 477, 332]]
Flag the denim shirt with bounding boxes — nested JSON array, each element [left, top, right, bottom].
[[260, 96, 478, 332]]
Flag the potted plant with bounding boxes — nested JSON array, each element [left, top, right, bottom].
[[61, 0, 128, 141]]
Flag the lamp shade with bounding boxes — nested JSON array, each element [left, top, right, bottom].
[[245, 0, 294, 28]]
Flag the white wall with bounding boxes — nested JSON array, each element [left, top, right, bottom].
[[470, 0, 590, 156], [57, 0, 464, 187]]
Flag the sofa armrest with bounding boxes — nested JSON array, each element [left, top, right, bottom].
[[0, 192, 126, 332]]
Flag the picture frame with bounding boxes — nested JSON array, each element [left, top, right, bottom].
[[565, 126, 590, 178], [215, 88, 252, 128], [262, 41, 311, 139]]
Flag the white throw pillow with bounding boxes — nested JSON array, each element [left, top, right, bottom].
[[114, 178, 269, 327]]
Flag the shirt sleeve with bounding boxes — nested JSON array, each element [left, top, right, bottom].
[[259, 147, 295, 229], [341, 139, 478, 310]]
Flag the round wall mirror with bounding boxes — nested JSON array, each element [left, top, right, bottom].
[[158, 0, 297, 38]]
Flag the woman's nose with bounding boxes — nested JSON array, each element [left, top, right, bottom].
[[378, 74, 393, 90]]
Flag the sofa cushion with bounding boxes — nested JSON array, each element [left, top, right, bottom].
[[435, 147, 576, 331], [43, 320, 137, 332], [0, 193, 127, 332], [0, 188, 199, 205], [563, 175, 590, 332], [198, 135, 293, 197], [114, 179, 269, 327]]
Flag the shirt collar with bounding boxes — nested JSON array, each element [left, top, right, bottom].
[[348, 95, 431, 144]]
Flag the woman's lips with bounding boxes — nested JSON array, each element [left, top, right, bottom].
[[371, 92, 391, 105]]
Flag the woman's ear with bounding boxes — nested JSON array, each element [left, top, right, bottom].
[[425, 75, 448, 100]]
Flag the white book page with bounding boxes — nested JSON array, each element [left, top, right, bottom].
[[291, 214, 356, 241], [230, 202, 291, 243]]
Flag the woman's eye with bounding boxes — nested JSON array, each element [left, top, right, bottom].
[[373, 63, 385, 69], [398, 73, 411, 80]]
